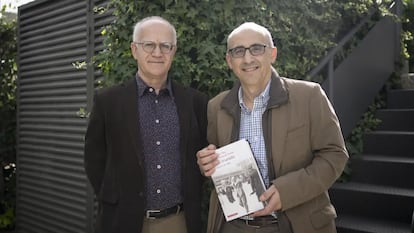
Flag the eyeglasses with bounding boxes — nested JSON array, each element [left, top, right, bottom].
[[228, 44, 267, 58], [133, 41, 175, 54]]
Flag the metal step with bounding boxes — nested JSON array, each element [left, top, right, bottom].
[[331, 182, 414, 223], [363, 131, 414, 158], [350, 154, 414, 189], [375, 109, 414, 131], [336, 214, 412, 233], [387, 89, 414, 109]]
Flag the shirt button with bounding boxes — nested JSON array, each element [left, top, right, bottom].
[[156, 189, 161, 194], [157, 165, 161, 169], [149, 88, 154, 92], [155, 119, 160, 124], [156, 141, 160, 145], [155, 100, 158, 104]]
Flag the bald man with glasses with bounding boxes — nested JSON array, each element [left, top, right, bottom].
[[84, 16, 208, 233], [197, 22, 348, 233]]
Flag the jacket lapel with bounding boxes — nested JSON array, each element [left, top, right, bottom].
[[171, 82, 190, 160], [122, 78, 143, 166], [267, 74, 289, 178], [220, 83, 241, 145]]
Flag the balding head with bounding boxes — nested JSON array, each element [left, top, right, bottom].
[[132, 16, 177, 45], [227, 22, 274, 50]]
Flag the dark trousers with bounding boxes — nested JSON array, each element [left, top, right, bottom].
[[222, 219, 280, 233]]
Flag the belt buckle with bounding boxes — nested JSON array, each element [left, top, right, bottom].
[[175, 204, 181, 214], [146, 209, 160, 219], [244, 219, 261, 228]]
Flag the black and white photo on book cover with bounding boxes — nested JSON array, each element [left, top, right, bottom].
[[211, 139, 267, 221]]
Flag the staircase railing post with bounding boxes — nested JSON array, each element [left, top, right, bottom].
[[327, 58, 334, 101]]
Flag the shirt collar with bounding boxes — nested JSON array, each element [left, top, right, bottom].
[[238, 79, 271, 110], [135, 73, 174, 97]]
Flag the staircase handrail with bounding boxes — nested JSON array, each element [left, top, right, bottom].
[[307, 0, 398, 80], [305, 0, 402, 137], [307, 10, 374, 79]]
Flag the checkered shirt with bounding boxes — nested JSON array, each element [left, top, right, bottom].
[[238, 80, 271, 187]]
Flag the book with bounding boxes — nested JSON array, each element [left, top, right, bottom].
[[211, 139, 267, 221]]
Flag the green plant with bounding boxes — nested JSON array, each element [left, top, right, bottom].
[[403, 0, 414, 72], [95, 0, 376, 96], [0, 164, 16, 229], [339, 106, 381, 183], [0, 6, 17, 230]]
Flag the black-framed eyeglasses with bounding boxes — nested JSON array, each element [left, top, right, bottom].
[[228, 44, 267, 58], [133, 41, 175, 54]]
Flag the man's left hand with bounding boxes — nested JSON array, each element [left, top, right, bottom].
[[250, 185, 282, 217]]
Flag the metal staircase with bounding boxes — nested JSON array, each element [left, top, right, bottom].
[[306, 0, 414, 231], [331, 89, 414, 233]]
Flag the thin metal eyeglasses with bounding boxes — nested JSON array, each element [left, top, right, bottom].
[[228, 44, 268, 58], [133, 41, 175, 54]]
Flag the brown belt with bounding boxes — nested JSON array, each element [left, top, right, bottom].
[[145, 203, 183, 219], [237, 215, 278, 228]]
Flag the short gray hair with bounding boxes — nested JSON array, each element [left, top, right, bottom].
[[132, 16, 177, 44]]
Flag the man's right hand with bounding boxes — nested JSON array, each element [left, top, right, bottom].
[[196, 144, 219, 177]]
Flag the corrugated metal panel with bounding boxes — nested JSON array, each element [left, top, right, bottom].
[[17, 0, 115, 232], [17, 0, 91, 232]]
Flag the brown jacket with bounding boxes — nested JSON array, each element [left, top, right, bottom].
[[206, 70, 348, 233]]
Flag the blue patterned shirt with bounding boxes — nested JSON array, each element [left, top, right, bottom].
[[136, 76, 182, 209], [238, 80, 271, 187]]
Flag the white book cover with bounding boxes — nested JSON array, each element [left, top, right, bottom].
[[211, 139, 267, 221]]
